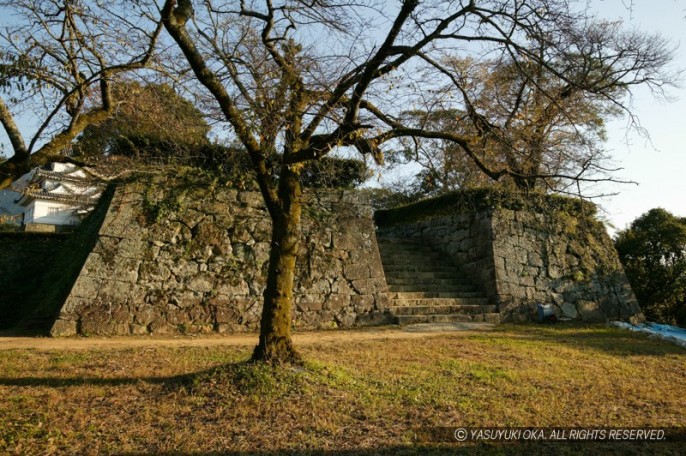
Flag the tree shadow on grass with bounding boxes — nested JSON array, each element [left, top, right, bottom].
[[0, 362, 228, 389], [0, 375, 183, 388], [488, 323, 686, 357], [0, 359, 308, 392]]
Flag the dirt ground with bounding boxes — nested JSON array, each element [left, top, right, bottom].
[[0, 322, 495, 351]]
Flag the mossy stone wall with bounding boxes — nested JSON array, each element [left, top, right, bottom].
[[376, 189, 644, 323], [51, 172, 390, 336]]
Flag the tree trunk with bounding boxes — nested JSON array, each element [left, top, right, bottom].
[[0, 155, 31, 190], [252, 166, 303, 364]]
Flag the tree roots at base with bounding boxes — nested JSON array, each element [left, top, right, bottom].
[[251, 337, 303, 365]]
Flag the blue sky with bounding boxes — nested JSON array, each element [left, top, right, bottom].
[[373, 1, 686, 233], [590, 0, 686, 231]]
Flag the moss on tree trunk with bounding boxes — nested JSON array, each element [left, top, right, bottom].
[[252, 166, 303, 364]]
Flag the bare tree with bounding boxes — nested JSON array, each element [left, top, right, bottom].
[[0, 0, 164, 188], [386, 108, 494, 197], [390, 48, 634, 196], [158, 0, 675, 363]]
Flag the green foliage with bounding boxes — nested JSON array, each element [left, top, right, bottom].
[[178, 150, 366, 190], [192, 142, 256, 189], [137, 167, 222, 225], [0, 225, 18, 233], [375, 187, 597, 227], [75, 81, 211, 160], [141, 189, 183, 225], [362, 187, 423, 211], [615, 208, 686, 325], [300, 157, 369, 189], [73, 79, 367, 190], [0, 221, 20, 232]]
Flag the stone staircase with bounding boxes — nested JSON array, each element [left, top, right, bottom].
[[377, 236, 499, 325]]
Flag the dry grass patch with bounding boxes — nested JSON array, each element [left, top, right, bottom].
[[0, 324, 684, 455]]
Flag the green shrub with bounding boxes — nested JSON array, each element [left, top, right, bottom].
[[615, 208, 686, 325], [375, 187, 596, 226]]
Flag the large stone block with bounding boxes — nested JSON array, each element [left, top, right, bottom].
[[214, 305, 240, 324], [70, 277, 102, 299], [50, 319, 77, 337], [133, 306, 162, 326], [120, 257, 143, 281], [343, 263, 370, 281], [171, 291, 204, 308], [117, 238, 147, 259], [186, 274, 215, 293], [138, 261, 172, 283], [98, 280, 134, 304], [561, 302, 578, 319], [324, 294, 351, 311], [334, 311, 356, 328], [351, 278, 384, 295], [577, 300, 606, 322], [296, 295, 324, 312], [351, 295, 375, 313]]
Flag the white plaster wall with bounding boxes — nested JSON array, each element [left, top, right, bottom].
[[42, 180, 100, 198], [26, 200, 80, 225], [51, 163, 77, 173], [50, 163, 88, 179]]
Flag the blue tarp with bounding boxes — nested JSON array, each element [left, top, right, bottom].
[[611, 321, 686, 349]]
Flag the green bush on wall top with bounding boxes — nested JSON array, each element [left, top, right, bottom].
[[374, 188, 597, 226]]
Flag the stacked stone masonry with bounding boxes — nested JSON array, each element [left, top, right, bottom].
[[378, 204, 644, 324], [51, 174, 390, 336], [48, 176, 644, 336]]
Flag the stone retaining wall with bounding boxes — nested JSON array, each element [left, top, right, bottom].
[[20, 177, 644, 334], [376, 193, 644, 324], [51, 173, 390, 336], [490, 208, 641, 322]]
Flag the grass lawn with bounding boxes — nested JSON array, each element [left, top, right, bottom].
[[0, 324, 684, 455]]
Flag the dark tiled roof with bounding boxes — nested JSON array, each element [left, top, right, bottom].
[[19, 189, 100, 206], [35, 169, 98, 184]]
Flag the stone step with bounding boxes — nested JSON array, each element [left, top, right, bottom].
[[386, 277, 474, 286], [392, 297, 489, 307], [394, 313, 500, 325], [377, 241, 426, 249], [391, 304, 497, 316], [378, 244, 431, 251], [382, 265, 459, 273], [383, 271, 461, 280], [381, 259, 447, 268], [378, 235, 499, 326], [388, 284, 477, 293], [389, 291, 484, 299], [378, 251, 445, 259]]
